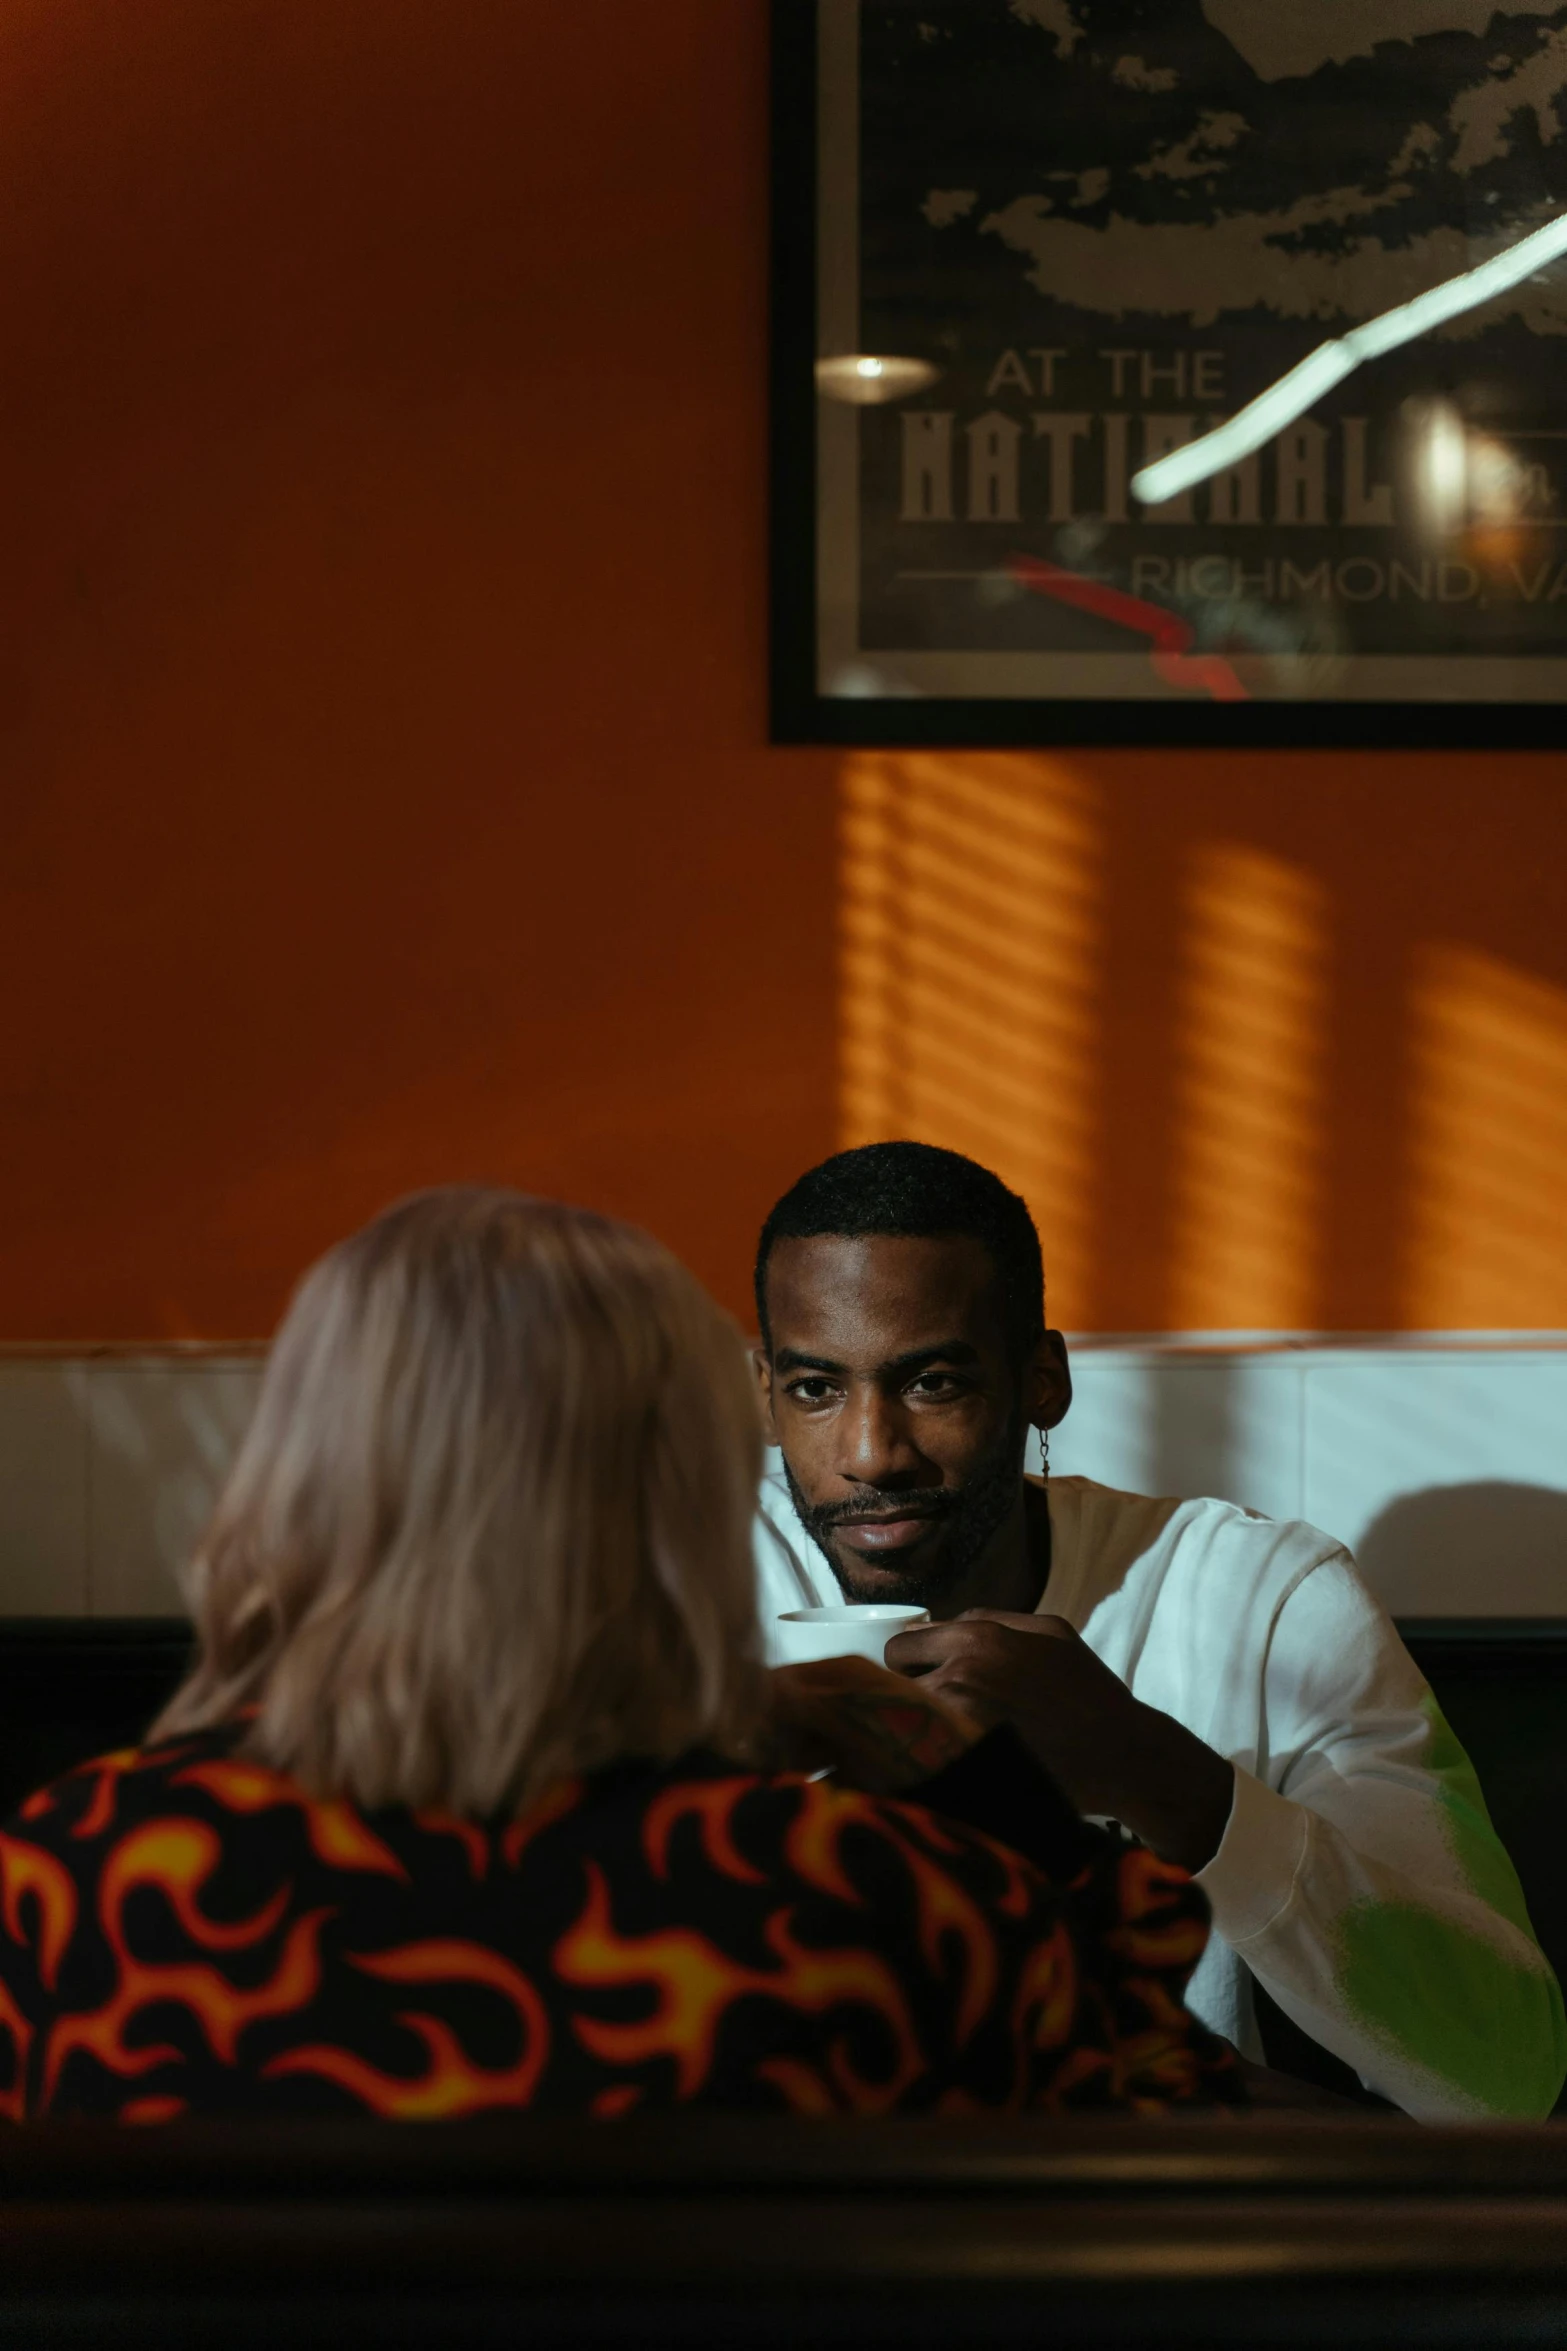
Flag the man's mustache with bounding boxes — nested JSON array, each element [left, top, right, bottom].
[[803, 1494, 959, 1532]]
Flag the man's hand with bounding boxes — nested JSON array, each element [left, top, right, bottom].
[[763, 1655, 985, 1795], [883, 1610, 1235, 1874]]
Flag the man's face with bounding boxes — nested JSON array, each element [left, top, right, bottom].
[[756, 1232, 1068, 1609]]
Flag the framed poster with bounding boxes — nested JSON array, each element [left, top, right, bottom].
[[770, 0, 1567, 746]]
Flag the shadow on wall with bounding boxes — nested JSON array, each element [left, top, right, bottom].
[[837, 749, 1567, 1337], [1358, 1483, 1567, 1620]]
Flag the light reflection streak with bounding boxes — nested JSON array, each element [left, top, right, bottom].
[[839, 753, 1100, 1325], [1169, 848, 1327, 1332], [1405, 948, 1567, 1328], [1131, 208, 1567, 508]]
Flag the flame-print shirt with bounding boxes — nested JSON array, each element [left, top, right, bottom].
[[0, 1724, 1236, 2120]]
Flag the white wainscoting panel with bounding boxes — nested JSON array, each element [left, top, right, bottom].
[[0, 1353, 262, 1618], [0, 1342, 1563, 1619], [87, 1361, 264, 1614], [0, 1363, 90, 1613], [1043, 1353, 1306, 1527], [1046, 1341, 1567, 1617]]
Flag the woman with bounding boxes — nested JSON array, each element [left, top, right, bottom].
[[0, 1189, 1235, 2119]]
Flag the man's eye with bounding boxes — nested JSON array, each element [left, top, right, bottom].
[[787, 1378, 838, 1404], [908, 1372, 963, 1398]]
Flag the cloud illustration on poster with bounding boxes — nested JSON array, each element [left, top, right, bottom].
[[1009, 0, 1082, 53], [922, 189, 979, 228], [1449, 28, 1567, 167], [1199, 0, 1520, 81], [1135, 113, 1248, 183], [980, 196, 1567, 332], [912, 3, 1567, 335], [1113, 57, 1180, 93]]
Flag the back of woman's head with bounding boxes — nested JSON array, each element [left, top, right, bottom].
[[155, 1188, 765, 1813]]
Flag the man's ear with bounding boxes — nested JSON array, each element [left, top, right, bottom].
[[752, 1346, 781, 1444], [1023, 1330, 1072, 1431]]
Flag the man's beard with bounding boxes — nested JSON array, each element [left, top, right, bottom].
[[783, 1414, 1027, 1609]]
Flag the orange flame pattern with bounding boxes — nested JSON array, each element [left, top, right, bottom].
[[0, 1834, 78, 1990], [41, 1813, 330, 2106], [412, 1811, 491, 1882], [557, 1859, 926, 2108], [0, 1978, 33, 2123], [266, 1940, 549, 2116], [22, 1743, 193, 1842], [173, 1760, 409, 1882], [500, 1776, 583, 1867], [780, 1779, 997, 2037], [643, 1776, 767, 1885], [0, 1727, 1236, 2118], [22, 1750, 130, 1840], [1108, 1844, 1215, 1973]]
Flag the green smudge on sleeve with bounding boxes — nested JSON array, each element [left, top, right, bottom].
[[1334, 1694, 1565, 2116], [1419, 1691, 1537, 1941], [1338, 1897, 1567, 2117]]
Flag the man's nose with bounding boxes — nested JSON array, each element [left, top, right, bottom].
[[840, 1389, 924, 1487]]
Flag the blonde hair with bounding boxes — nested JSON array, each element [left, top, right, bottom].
[[154, 1188, 767, 1814]]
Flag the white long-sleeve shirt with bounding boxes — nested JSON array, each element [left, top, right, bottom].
[[754, 1463, 1566, 2121]]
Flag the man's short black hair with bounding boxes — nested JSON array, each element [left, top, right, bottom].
[[754, 1141, 1045, 1360]]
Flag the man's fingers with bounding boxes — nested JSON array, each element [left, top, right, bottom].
[[957, 1608, 1080, 1641], [918, 1661, 1006, 1730], [883, 1621, 982, 1672], [885, 1614, 1077, 1674]]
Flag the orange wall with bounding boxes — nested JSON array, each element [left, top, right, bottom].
[[836, 748, 1567, 1333], [0, 0, 1562, 1339]]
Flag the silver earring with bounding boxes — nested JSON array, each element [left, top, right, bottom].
[[1037, 1423, 1050, 1475]]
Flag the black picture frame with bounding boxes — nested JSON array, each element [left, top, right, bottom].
[[769, 0, 1567, 750]]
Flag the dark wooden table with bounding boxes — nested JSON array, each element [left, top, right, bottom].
[[2, 2114, 1567, 2349]]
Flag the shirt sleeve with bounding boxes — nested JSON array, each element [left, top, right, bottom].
[[877, 1790, 1241, 2113], [1194, 1554, 1567, 2120], [1004, 1833, 1243, 2111]]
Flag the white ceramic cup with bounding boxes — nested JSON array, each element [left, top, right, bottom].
[[773, 1603, 930, 1667]]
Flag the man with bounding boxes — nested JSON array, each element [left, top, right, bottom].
[[752, 1141, 1566, 2122]]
